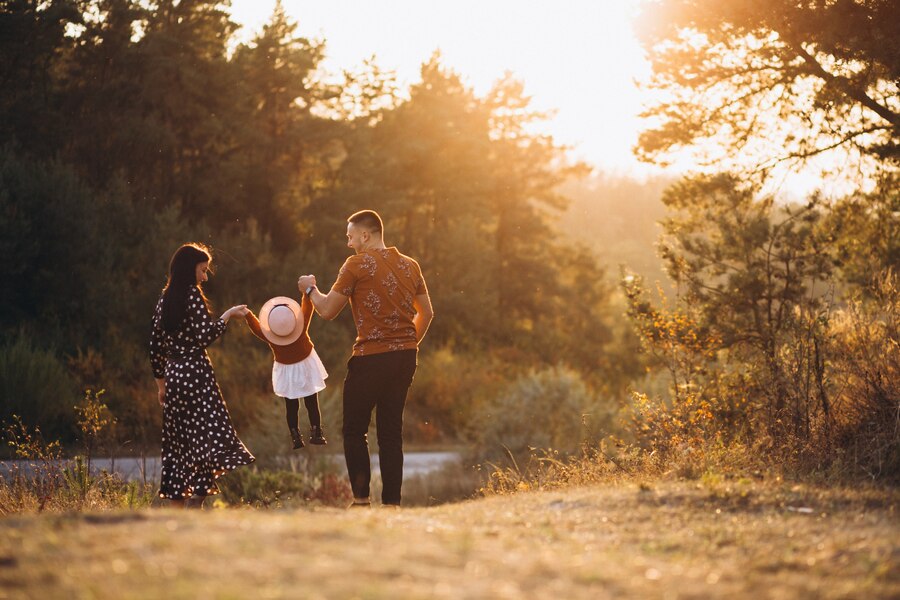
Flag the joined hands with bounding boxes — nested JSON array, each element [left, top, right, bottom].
[[298, 274, 317, 293]]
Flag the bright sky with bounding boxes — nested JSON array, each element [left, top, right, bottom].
[[228, 0, 654, 177]]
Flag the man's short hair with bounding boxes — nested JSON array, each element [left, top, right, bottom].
[[347, 210, 384, 234]]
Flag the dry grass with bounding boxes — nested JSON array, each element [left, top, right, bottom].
[[0, 479, 896, 599]]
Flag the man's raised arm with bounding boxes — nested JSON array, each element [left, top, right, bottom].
[[298, 275, 349, 321]]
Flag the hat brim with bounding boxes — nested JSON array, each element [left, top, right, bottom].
[[259, 296, 305, 346]]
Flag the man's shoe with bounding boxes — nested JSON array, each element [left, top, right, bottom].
[[309, 425, 328, 445], [290, 428, 304, 449], [348, 498, 371, 508]]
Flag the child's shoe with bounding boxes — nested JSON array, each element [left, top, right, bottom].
[[290, 428, 304, 449], [309, 425, 328, 445]]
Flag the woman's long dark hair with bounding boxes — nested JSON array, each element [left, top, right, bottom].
[[161, 243, 213, 333]]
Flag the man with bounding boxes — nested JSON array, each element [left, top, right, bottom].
[[298, 210, 434, 507]]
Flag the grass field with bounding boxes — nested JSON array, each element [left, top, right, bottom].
[[0, 479, 897, 599]]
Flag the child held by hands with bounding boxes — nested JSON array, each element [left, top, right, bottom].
[[246, 294, 328, 449]]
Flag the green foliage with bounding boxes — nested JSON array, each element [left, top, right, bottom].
[[0, 147, 97, 339], [654, 174, 835, 440], [0, 335, 78, 441], [626, 1, 899, 482], [0, 0, 638, 451], [60, 455, 92, 502], [406, 348, 512, 443], [74, 389, 116, 473], [827, 173, 900, 292], [471, 366, 612, 460], [0, 0, 79, 159]]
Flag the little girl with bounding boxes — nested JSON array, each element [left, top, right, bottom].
[[246, 294, 328, 449]]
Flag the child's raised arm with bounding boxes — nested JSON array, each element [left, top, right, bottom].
[[244, 310, 269, 343]]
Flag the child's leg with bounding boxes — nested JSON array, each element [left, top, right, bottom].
[[284, 398, 300, 431], [303, 393, 322, 427], [305, 393, 327, 445]]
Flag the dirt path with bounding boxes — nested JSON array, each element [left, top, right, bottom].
[[0, 480, 897, 599]]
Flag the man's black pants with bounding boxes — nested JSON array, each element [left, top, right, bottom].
[[342, 349, 417, 505]]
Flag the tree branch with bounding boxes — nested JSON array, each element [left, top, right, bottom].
[[789, 40, 899, 127], [756, 124, 890, 171]]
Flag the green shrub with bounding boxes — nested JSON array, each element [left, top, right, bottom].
[[471, 365, 612, 460], [0, 335, 78, 442], [407, 348, 512, 443]]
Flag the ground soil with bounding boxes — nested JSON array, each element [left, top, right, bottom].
[[0, 479, 897, 599]]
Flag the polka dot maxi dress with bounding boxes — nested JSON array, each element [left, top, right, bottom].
[[150, 285, 255, 499]]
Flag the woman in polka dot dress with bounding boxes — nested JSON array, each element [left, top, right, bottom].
[[150, 243, 255, 507]]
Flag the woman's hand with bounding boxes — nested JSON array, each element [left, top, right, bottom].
[[220, 304, 249, 322], [156, 378, 166, 407]]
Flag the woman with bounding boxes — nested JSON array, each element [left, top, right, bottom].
[[149, 243, 255, 507]]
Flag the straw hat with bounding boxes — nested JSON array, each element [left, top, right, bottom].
[[259, 296, 304, 346]]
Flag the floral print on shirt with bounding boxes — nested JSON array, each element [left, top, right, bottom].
[[331, 247, 428, 357]]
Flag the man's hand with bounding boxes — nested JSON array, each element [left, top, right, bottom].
[[298, 276, 349, 320], [298, 275, 317, 292]]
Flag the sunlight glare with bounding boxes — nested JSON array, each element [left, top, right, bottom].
[[228, 0, 653, 175]]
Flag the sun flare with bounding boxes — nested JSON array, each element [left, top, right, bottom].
[[228, 0, 653, 175]]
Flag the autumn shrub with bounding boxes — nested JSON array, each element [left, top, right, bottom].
[[623, 266, 900, 482], [480, 442, 647, 495], [616, 176, 896, 480], [622, 279, 741, 459], [827, 272, 900, 481]]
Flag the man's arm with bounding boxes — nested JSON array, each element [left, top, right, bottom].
[[298, 275, 349, 321], [413, 292, 434, 344]]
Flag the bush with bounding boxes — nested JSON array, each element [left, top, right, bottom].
[[0, 334, 79, 443], [470, 365, 612, 460], [623, 268, 900, 482], [828, 272, 900, 481], [406, 348, 512, 443]]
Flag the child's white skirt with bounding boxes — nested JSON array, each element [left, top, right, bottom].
[[272, 349, 328, 399]]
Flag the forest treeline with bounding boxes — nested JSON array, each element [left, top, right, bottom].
[[1, 0, 897, 481], [0, 0, 645, 453]]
